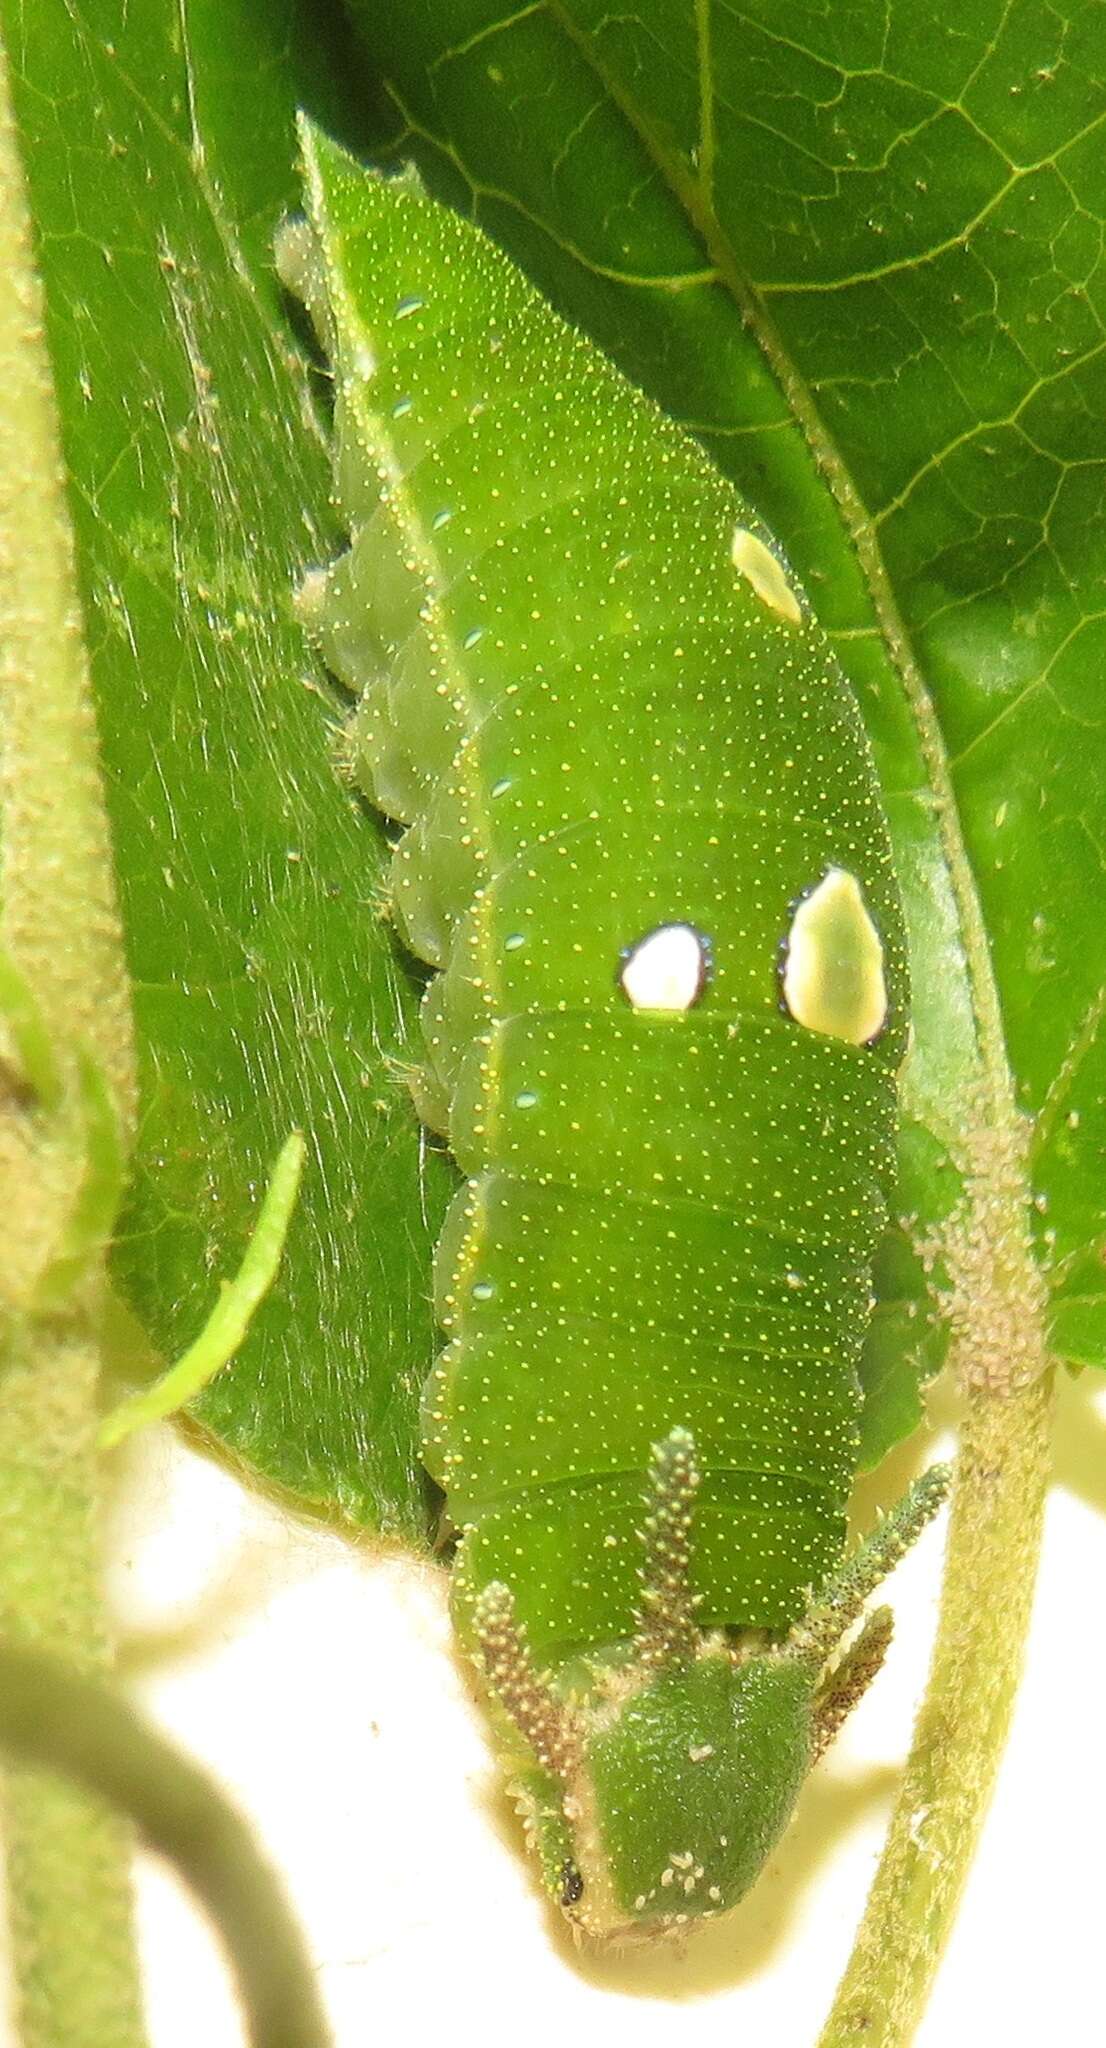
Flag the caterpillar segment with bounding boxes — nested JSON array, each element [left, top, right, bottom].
[[284, 119, 943, 1937]]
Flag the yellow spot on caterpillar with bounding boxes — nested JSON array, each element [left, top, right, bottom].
[[292, 565, 328, 623], [782, 869, 887, 1045], [731, 526, 802, 625], [273, 216, 317, 301]]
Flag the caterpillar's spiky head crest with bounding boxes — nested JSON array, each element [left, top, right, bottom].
[[471, 1453, 951, 1940]]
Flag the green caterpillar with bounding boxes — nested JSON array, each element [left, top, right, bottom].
[[278, 118, 948, 1941]]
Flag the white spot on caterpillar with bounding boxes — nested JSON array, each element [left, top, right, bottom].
[[619, 924, 711, 1012], [781, 868, 888, 1045], [395, 293, 424, 319], [731, 526, 802, 625]]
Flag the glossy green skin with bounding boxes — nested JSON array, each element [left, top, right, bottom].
[[586, 1654, 815, 1920], [297, 124, 907, 1923]]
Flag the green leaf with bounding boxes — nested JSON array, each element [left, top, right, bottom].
[[4, 0, 454, 1539], [344, 0, 1106, 1420], [15, 0, 1099, 1537]]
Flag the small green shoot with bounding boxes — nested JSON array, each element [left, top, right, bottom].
[[99, 1131, 307, 1449]]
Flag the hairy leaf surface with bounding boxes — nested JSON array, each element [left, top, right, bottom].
[[3, 0, 452, 1536]]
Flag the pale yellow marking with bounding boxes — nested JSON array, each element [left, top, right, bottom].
[[782, 868, 887, 1044], [292, 565, 328, 624], [731, 526, 802, 624], [273, 216, 316, 300]]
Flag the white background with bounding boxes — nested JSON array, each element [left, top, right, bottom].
[[4, 1365, 1102, 2048]]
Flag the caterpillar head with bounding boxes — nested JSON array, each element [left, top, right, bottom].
[[557, 1648, 814, 1937], [471, 1444, 948, 1941]]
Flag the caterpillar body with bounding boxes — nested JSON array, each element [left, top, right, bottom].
[[280, 121, 947, 1941]]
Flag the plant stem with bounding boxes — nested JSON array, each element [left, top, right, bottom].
[[0, 92, 134, 1121], [0, 20, 146, 2047], [818, 1368, 1055, 2048], [0, 1644, 332, 2048], [0, 1318, 147, 2048]]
